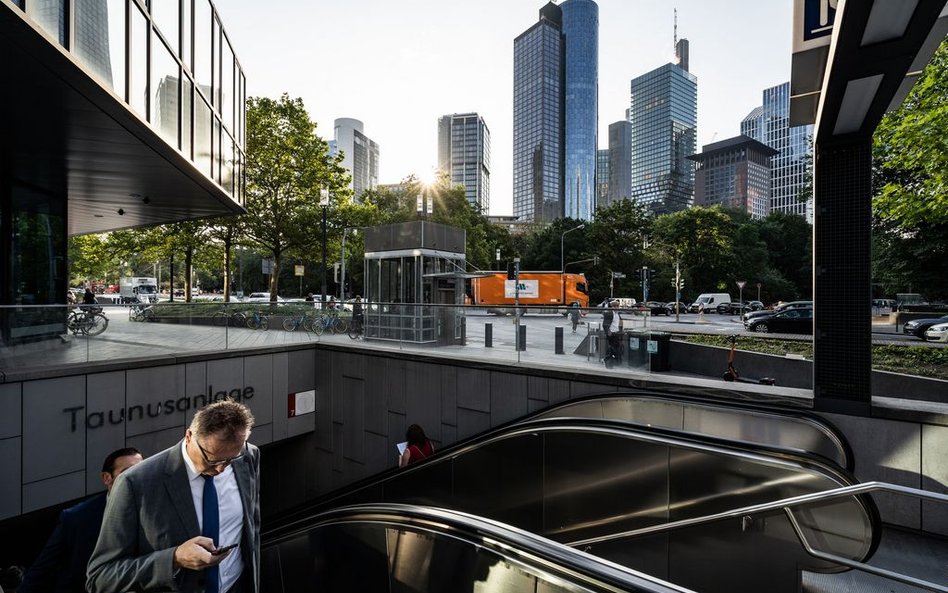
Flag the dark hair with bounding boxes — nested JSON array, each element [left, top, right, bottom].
[[191, 399, 255, 442], [405, 424, 427, 447], [101, 447, 142, 474]]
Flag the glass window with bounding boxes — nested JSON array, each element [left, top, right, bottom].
[[26, 0, 65, 46], [193, 0, 211, 101], [221, 131, 233, 195], [182, 75, 193, 157], [151, 37, 179, 147], [194, 95, 211, 175], [221, 37, 234, 133], [213, 117, 221, 184], [151, 0, 179, 55], [10, 182, 66, 308], [211, 17, 220, 110], [181, 0, 191, 68], [74, 0, 125, 97], [129, 3, 148, 117]]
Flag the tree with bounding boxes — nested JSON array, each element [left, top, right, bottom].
[[589, 200, 652, 302], [68, 234, 115, 286], [756, 211, 812, 299], [244, 94, 348, 302], [651, 206, 736, 298]]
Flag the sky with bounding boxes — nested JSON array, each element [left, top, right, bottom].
[[215, 0, 794, 216]]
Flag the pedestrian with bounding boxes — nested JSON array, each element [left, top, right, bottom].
[[399, 424, 434, 467], [87, 400, 261, 593], [305, 293, 314, 303], [602, 300, 623, 367], [82, 288, 97, 306], [19, 447, 143, 593], [569, 301, 581, 333], [352, 295, 364, 332]]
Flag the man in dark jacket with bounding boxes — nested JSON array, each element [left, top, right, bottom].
[[18, 447, 143, 593]]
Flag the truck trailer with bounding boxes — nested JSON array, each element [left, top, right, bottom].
[[472, 272, 589, 315], [119, 277, 159, 304]]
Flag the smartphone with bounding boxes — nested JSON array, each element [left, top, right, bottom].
[[211, 543, 238, 556]]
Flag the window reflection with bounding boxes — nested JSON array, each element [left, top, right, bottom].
[[74, 0, 124, 94], [152, 37, 180, 147], [182, 76, 193, 157], [151, 0, 180, 56], [26, 0, 65, 45], [129, 4, 148, 117], [193, 0, 212, 101], [195, 96, 212, 175]]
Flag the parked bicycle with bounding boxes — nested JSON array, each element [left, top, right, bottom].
[[67, 306, 109, 336], [312, 311, 348, 336], [246, 310, 269, 330], [283, 309, 317, 332], [347, 314, 364, 340], [212, 305, 247, 327], [128, 304, 156, 322]]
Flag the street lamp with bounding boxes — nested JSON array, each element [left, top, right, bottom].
[[319, 187, 330, 307], [560, 223, 585, 272], [340, 226, 360, 301]]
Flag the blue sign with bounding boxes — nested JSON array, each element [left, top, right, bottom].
[[803, 0, 837, 41]]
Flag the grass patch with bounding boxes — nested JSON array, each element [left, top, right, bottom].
[[678, 335, 948, 381]]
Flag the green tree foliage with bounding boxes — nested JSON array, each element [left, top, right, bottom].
[[587, 200, 652, 301], [652, 206, 736, 296], [68, 234, 115, 286], [871, 38, 948, 299], [244, 94, 348, 301], [756, 211, 812, 300]]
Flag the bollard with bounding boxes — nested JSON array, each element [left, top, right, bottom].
[[516, 324, 527, 351], [554, 326, 564, 354], [485, 323, 493, 348]]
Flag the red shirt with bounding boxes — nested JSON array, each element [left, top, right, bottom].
[[406, 440, 434, 464]]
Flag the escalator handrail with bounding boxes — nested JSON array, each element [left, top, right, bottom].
[[267, 502, 698, 593], [538, 390, 853, 470]]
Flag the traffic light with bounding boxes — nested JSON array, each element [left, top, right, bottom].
[[507, 262, 516, 280]]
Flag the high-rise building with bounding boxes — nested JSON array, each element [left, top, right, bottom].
[[561, 0, 598, 221], [607, 118, 632, 206], [332, 118, 379, 201], [437, 113, 491, 213], [689, 135, 777, 220], [740, 82, 813, 220], [596, 149, 610, 208], [513, 0, 598, 223], [628, 40, 697, 215]]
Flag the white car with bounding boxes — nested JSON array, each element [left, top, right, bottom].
[[924, 322, 948, 343], [246, 292, 285, 303]]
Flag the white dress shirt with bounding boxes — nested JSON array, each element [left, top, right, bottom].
[[181, 441, 245, 593]]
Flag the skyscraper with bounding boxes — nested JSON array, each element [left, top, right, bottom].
[[740, 82, 813, 220], [332, 118, 379, 201], [627, 39, 697, 215], [607, 118, 632, 205], [437, 113, 491, 213], [513, 0, 598, 223], [689, 135, 777, 220], [596, 149, 610, 208]]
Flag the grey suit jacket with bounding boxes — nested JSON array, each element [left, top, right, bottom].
[[86, 439, 260, 593]]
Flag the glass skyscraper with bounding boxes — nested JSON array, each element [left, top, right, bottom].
[[438, 113, 491, 213], [561, 0, 598, 221], [741, 82, 813, 220], [596, 149, 610, 208], [513, 0, 598, 223], [607, 118, 632, 206], [332, 118, 379, 202], [628, 46, 697, 215]]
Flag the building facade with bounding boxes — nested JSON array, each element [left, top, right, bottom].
[[607, 119, 633, 207], [513, 0, 598, 223], [0, 0, 245, 340], [596, 149, 610, 208], [740, 82, 813, 220], [689, 135, 778, 219], [437, 113, 491, 213], [561, 0, 598, 221], [332, 118, 379, 201], [627, 46, 697, 215]]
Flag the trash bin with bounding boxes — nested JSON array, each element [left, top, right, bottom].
[[646, 331, 671, 372], [626, 330, 649, 367]]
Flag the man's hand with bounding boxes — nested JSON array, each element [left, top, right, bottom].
[[173, 536, 231, 570]]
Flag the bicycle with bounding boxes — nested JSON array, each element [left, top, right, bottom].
[[246, 310, 269, 330], [212, 305, 247, 327], [311, 311, 348, 335], [347, 315, 364, 340], [67, 306, 109, 336], [128, 304, 156, 322], [282, 310, 310, 332]]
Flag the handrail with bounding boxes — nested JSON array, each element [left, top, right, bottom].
[[568, 481, 948, 593]]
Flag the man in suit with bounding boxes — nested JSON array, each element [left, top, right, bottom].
[[87, 400, 260, 593], [18, 447, 143, 593]]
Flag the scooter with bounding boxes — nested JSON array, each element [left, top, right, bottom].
[[723, 334, 776, 385]]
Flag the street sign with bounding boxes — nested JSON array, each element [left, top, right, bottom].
[[736, 280, 746, 290], [294, 265, 304, 277], [613, 272, 626, 279], [262, 259, 273, 274]]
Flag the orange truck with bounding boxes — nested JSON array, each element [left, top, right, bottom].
[[472, 272, 589, 314]]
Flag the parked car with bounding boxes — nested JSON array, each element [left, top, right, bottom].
[[246, 292, 286, 303], [716, 301, 765, 315], [666, 301, 687, 315], [743, 300, 812, 327], [924, 322, 948, 343], [903, 315, 948, 340], [643, 301, 669, 316], [747, 307, 813, 334]]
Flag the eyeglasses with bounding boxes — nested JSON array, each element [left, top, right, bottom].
[[194, 437, 247, 467]]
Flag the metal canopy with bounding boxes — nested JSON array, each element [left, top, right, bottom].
[[0, 5, 244, 236]]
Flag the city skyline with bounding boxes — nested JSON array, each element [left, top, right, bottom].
[[215, 1, 795, 216]]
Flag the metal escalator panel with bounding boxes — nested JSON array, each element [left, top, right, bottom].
[[261, 504, 693, 593], [536, 393, 852, 470]]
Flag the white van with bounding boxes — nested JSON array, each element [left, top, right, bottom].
[[689, 293, 732, 313]]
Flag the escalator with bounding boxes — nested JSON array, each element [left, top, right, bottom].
[[263, 400, 879, 593]]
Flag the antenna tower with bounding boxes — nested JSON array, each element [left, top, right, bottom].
[[674, 8, 678, 49]]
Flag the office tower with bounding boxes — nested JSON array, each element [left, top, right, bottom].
[[689, 135, 777, 219], [740, 82, 814, 220], [561, 0, 599, 220], [628, 40, 697, 214], [438, 113, 491, 213], [333, 118, 379, 201], [607, 119, 632, 206], [513, 0, 598, 223], [596, 149, 610, 208]]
